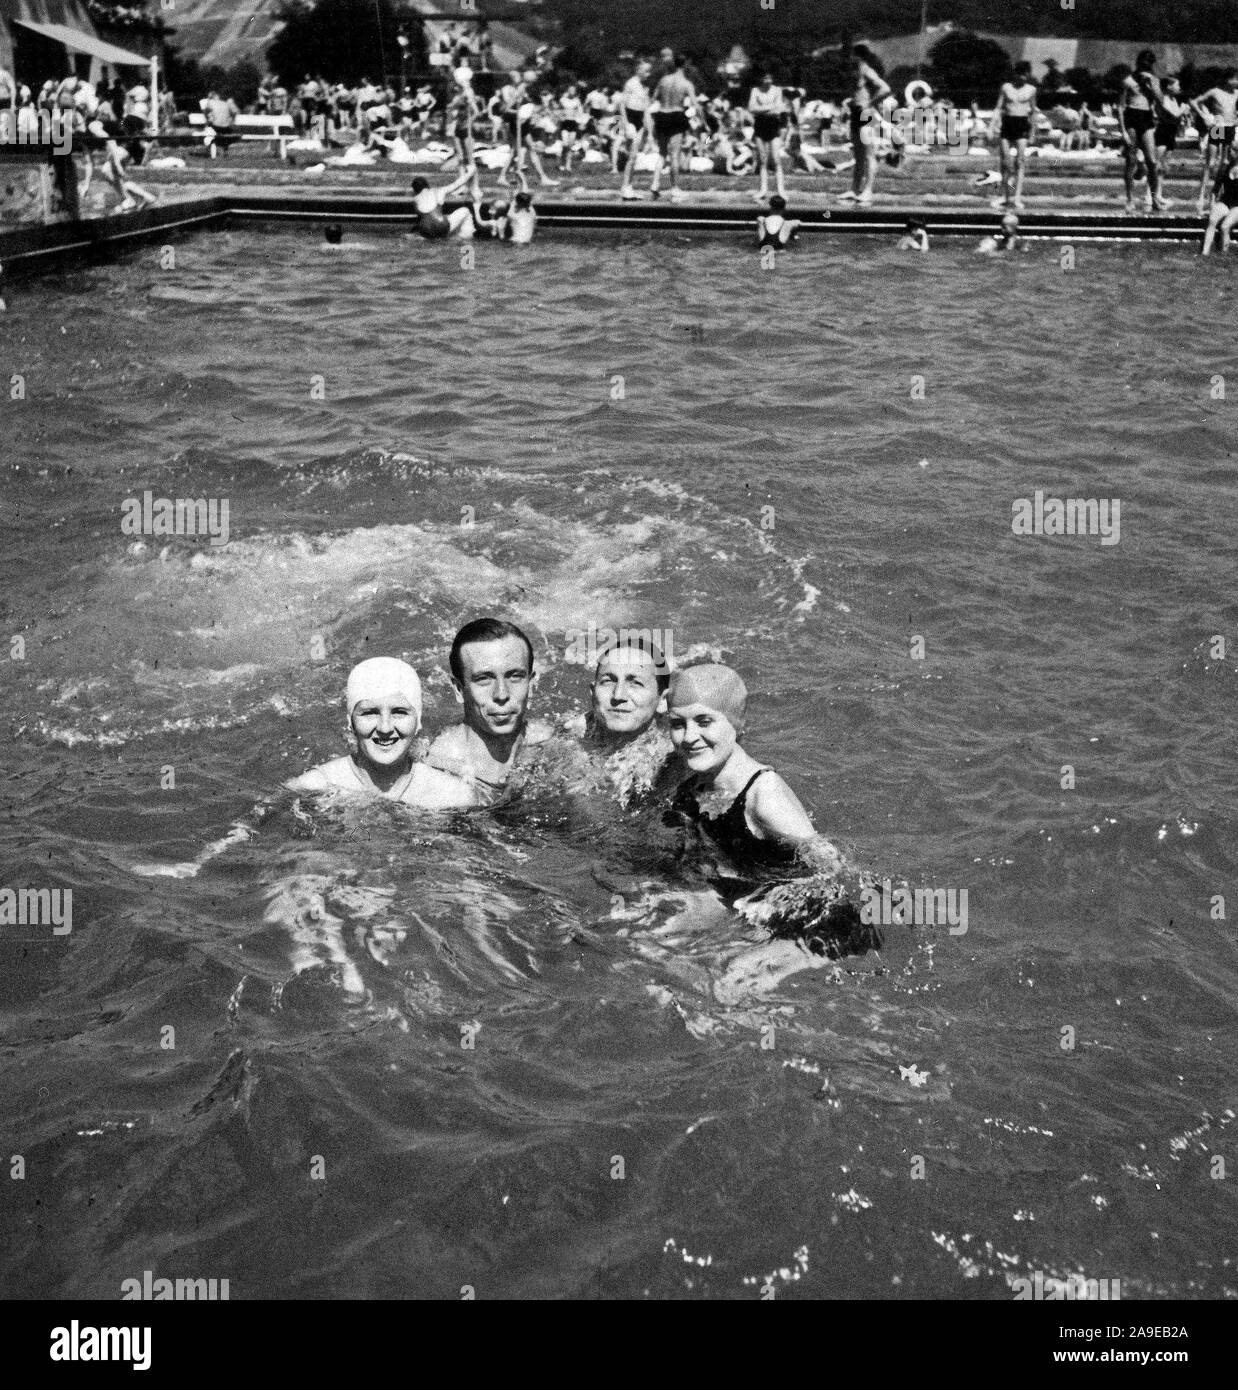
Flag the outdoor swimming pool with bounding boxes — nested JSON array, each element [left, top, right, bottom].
[[1, 228, 1235, 1298]]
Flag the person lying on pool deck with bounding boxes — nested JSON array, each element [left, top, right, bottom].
[[663, 662, 845, 896], [425, 618, 553, 803], [287, 657, 478, 808]]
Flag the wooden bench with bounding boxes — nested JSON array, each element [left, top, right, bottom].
[[184, 112, 297, 158]]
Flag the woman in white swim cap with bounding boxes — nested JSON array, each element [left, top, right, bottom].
[[287, 657, 478, 809]]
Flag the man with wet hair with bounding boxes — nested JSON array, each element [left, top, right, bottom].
[[426, 618, 551, 801], [556, 633, 681, 808], [586, 635, 671, 745]]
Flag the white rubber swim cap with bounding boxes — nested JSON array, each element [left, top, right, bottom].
[[346, 657, 422, 731]]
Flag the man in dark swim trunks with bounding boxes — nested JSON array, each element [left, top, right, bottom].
[[425, 618, 552, 801], [648, 53, 697, 201]]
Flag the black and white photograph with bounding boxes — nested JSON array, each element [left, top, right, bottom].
[[1, 0, 1235, 1336]]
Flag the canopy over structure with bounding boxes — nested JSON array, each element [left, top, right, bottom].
[[12, 18, 148, 66], [0, 0, 91, 74]]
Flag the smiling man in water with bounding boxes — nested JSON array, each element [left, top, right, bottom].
[[573, 634, 680, 805], [426, 618, 552, 801]]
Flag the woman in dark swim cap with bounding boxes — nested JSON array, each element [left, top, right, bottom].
[[665, 664, 843, 894]]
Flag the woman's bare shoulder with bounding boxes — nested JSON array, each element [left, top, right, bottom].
[[286, 756, 353, 792]]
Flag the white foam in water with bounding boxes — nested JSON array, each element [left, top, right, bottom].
[[21, 459, 826, 746]]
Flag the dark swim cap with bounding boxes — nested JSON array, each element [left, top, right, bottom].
[[324, 223, 343, 244], [668, 663, 748, 734]]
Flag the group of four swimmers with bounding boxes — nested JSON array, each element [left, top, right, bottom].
[[288, 618, 843, 898]]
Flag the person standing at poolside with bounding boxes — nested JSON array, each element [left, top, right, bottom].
[[748, 72, 788, 203], [0, 63, 15, 123], [839, 44, 891, 206], [1154, 77, 1186, 196], [992, 61, 1038, 211], [426, 618, 552, 802], [647, 53, 698, 202], [1191, 69, 1238, 213], [618, 59, 653, 199], [1119, 51, 1170, 214], [495, 71, 526, 188], [444, 74, 480, 190], [557, 83, 586, 173]]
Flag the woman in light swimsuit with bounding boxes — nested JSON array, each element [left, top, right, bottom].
[[748, 72, 787, 202], [1119, 50, 1169, 213], [992, 62, 1038, 210]]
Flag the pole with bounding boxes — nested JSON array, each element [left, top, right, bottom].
[[149, 54, 159, 135], [917, 0, 929, 78]]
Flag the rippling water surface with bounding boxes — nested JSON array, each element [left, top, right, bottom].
[[1, 229, 1236, 1299]]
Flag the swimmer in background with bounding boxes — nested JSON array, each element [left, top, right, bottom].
[[992, 61, 1037, 211], [471, 196, 510, 239], [756, 194, 800, 249], [507, 189, 537, 243], [897, 216, 929, 251], [1201, 146, 1238, 255], [411, 171, 478, 239], [287, 657, 477, 808], [425, 618, 553, 802], [978, 211, 1021, 254]]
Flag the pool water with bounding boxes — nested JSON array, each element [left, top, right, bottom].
[[1, 228, 1236, 1299]]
